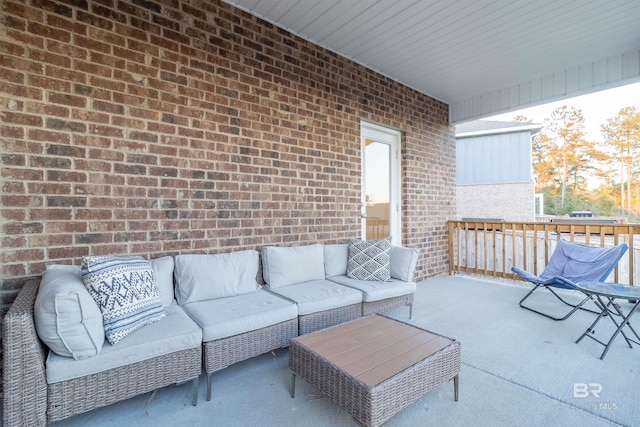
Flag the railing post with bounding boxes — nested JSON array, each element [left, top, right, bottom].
[[629, 225, 635, 286], [448, 220, 455, 275]]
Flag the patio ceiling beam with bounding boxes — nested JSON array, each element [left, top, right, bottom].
[[449, 48, 640, 124]]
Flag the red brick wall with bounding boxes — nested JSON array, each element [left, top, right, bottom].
[[0, 0, 455, 305]]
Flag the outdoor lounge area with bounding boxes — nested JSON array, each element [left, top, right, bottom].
[[9, 274, 635, 427], [3, 1, 640, 426]]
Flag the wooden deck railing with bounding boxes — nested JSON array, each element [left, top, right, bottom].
[[448, 220, 640, 286], [366, 218, 389, 240]]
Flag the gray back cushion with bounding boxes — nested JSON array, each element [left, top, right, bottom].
[[35, 267, 105, 359], [323, 244, 349, 277], [150, 256, 175, 307], [262, 244, 325, 288], [174, 250, 260, 304], [390, 246, 420, 282]]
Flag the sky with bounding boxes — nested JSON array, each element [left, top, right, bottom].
[[488, 81, 640, 142]]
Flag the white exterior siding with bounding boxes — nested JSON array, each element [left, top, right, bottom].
[[457, 131, 532, 184], [450, 49, 640, 123]]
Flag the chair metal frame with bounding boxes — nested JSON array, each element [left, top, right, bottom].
[[512, 239, 628, 321]]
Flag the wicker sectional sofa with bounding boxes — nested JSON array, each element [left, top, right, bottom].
[[2, 242, 419, 426]]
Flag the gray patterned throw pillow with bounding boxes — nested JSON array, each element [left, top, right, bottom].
[[346, 237, 392, 281], [82, 255, 166, 345]]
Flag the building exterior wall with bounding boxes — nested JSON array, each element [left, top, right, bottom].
[[0, 0, 455, 308], [457, 182, 535, 222], [456, 131, 532, 184]]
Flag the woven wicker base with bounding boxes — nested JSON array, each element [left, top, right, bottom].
[[48, 347, 201, 423], [3, 280, 48, 427], [205, 318, 298, 400], [290, 316, 461, 427], [298, 303, 362, 335], [362, 293, 414, 316]]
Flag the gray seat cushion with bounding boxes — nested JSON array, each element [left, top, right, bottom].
[[328, 275, 416, 302], [267, 279, 362, 315], [45, 304, 202, 384], [181, 289, 298, 342]]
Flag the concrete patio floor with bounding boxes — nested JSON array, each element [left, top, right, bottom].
[[33, 274, 640, 426]]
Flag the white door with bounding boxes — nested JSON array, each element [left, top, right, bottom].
[[360, 121, 401, 245]]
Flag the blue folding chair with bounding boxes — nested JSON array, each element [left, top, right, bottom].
[[512, 239, 628, 321]]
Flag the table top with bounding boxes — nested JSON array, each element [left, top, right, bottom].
[[291, 315, 455, 387], [576, 281, 640, 299]]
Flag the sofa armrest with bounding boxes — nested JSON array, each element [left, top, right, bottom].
[[390, 246, 420, 282], [3, 278, 48, 427]]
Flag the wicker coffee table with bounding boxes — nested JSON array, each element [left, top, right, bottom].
[[289, 315, 460, 426]]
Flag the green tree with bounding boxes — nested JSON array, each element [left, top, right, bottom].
[[532, 132, 558, 191], [592, 183, 617, 216], [601, 107, 640, 214], [541, 186, 599, 216], [536, 106, 595, 208]]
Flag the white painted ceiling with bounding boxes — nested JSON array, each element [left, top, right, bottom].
[[222, 0, 640, 123]]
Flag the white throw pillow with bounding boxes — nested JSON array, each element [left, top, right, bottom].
[[82, 256, 166, 345], [174, 250, 260, 304], [34, 268, 105, 359], [261, 244, 326, 288], [346, 238, 392, 282]]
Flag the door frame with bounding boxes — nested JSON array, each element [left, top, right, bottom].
[[360, 120, 402, 245]]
